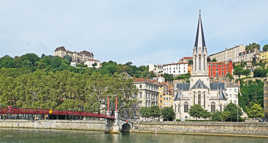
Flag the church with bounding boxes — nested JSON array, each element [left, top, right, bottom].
[[173, 11, 239, 120]]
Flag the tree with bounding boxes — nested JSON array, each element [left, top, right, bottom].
[[247, 104, 264, 119], [150, 106, 161, 119], [189, 104, 204, 119], [63, 55, 72, 64], [245, 43, 260, 53], [253, 68, 267, 77], [0, 55, 15, 68], [223, 103, 242, 122], [212, 58, 217, 62], [263, 44, 268, 51], [161, 107, 175, 121], [212, 111, 223, 121], [189, 104, 210, 119], [163, 74, 174, 81], [140, 107, 151, 118]]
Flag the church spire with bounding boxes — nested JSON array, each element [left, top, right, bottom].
[[194, 10, 206, 48]]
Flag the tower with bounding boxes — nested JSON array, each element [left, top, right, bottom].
[[192, 10, 208, 76], [190, 10, 210, 88]]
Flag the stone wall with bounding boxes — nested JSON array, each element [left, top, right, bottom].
[[0, 120, 106, 131], [131, 122, 268, 137]]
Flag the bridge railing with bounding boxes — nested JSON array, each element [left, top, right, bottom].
[[0, 106, 115, 120]]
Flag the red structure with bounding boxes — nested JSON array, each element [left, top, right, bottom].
[[208, 61, 233, 79], [0, 106, 115, 119]]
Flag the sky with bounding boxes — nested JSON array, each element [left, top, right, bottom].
[[0, 0, 268, 66]]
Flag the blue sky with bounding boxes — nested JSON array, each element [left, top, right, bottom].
[[0, 0, 267, 65]]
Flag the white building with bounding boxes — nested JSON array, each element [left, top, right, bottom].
[[84, 59, 101, 68], [162, 62, 188, 75], [149, 62, 188, 76], [133, 78, 160, 108], [173, 11, 239, 121]]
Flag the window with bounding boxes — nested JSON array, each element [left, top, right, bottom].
[[184, 102, 189, 113], [198, 91, 201, 105], [139, 84, 142, 89], [211, 102, 216, 112], [193, 91, 196, 105], [140, 92, 142, 98], [199, 55, 201, 70]]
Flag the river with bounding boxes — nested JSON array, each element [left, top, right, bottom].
[[0, 129, 267, 143]]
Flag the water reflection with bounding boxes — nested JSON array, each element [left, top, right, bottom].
[[0, 129, 267, 143]]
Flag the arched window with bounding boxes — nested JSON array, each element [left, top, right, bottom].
[[199, 55, 201, 70], [184, 102, 188, 113], [211, 102, 216, 112], [198, 91, 201, 105], [195, 55, 197, 71], [178, 104, 180, 113], [174, 104, 177, 112]]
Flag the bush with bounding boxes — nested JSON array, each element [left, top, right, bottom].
[[161, 107, 175, 121]]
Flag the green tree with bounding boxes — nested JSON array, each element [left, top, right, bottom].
[[223, 103, 242, 122], [0, 55, 15, 68], [212, 111, 223, 121], [150, 106, 161, 119], [163, 74, 174, 81], [263, 44, 268, 51], [245, 43, 260, 52], [247, 104, 264, 119], [253, 68, 267, 77], [161, 107, 175, 121], [189, 104, 210, 119]]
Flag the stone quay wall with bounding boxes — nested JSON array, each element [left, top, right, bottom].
[[0, 120, 106, 131], [1, 120, 268, 137], [131, 122, 268, 137]]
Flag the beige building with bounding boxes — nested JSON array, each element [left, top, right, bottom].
[[133, 78, 160, 108], [54, 46, 101, 68], [209, 45, 259, 64]]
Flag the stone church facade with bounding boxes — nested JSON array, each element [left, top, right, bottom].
[[173, 11, 239, 120]]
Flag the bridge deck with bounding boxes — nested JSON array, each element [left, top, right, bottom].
[[0, 107, 114, 119]]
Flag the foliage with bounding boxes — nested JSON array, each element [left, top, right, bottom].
[[161, 107, 175, 121], [225, 73, 234, 81], [139, 106, 161, 119], [247, 104, 264, 119], [163, 74, 174, 81], [174, 73, 190, 81], [211, 111, 223, 121], [212, 58, 217, 62], [189, 104, 210, 119], [263, 44, 268, 51], [253, 68, 267, 77], [245, 43, 260, 52], [223, 103, 242, 122], [239, 80, 264, 113], [233, 64, 250, 79]]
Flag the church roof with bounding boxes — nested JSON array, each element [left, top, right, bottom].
[[210, 82, 225, 90], [194, 10, 206, 49], [174, 91, 183, 101], [191, 79, 208, 89], [176, 83, 190, 91], [219, 90, 226, 100]]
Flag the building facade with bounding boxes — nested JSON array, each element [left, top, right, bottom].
[[208, 61, 233, 79], [162, 62, 189, 76], [133, 78, 160, 108], [54, 46, 101, 68], [173, 12, 239, 121]]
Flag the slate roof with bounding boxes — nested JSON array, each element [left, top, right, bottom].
[[176, 83, 190, 91], [174, 91, 183, 101], [210, 82, 225, 90], [219, 90, 226, 100], [194, 10, 206, 49], [191, 79, 208, 89]]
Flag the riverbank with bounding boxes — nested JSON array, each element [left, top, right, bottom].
[[1, 120, 268, 138]]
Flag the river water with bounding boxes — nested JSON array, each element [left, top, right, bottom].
[[0, 129, 267, 143]]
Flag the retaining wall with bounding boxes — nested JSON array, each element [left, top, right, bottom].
[[131, 121, 268, 137], [0, 120, 106, 131]]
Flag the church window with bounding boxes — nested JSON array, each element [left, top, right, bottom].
[[174, 104, 177, 112], [195, 56, 197, 71], [204, 55, 206, 70], [211, 102, 216, 112], [198, 91, 201, 105], [199, 55, 201, 70], [178, 104, 180, 113], [184, 102, 188, 113]]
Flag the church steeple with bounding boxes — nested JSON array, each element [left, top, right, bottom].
[[192, 10, 208, 75], [194, 10, 206, 49]]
